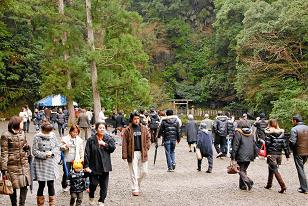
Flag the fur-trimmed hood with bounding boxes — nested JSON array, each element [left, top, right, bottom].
[[265, 127, 284, 134], [35, 131, 56, 139], [235, 128, 252, 136]]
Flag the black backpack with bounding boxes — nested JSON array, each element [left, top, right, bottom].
[[149, 114, 159, 129], [216, 119, 228, 137]]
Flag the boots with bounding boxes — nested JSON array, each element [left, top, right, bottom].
[[275, 172, 287, 193], [264, 170, 274, 189], [197, 160, 202, 171], [48, 196, 56, 206], [37, 196, 45, 206]]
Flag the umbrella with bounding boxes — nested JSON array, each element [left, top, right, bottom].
[[153, 142, 158, 165], [60, 151, 69, 177], [28, 153, 33, 194]]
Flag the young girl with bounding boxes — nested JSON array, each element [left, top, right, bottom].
[[32, 121, 59, 206]]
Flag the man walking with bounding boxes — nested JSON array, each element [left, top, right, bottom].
[[157, 109, 181, 172], [122, 111, 151, 196], [213, 112, 228, 158], [149, 109, 160, 143], [25, 105, 32, 133], [78, 108, 91, 140], [200, 114, 213, 136], [289, 114, 308, 194]]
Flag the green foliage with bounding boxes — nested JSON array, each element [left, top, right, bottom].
[[236, 0, 308, 118], [0, 1, 42, 111]]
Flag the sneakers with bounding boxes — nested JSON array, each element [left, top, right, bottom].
[[89, 198, 95, 205], [62, 187, 69, 192], [98, 202, 105, 206], [172, 164, 176, 170], [206, 169, 212, 173], [167, 168, 174, 172], [216, 153, 225, 158], [297, 188, 308, 194], [132, 191, 140, 196]]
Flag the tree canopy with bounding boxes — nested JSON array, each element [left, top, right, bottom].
[[0, 0, 307, 129]]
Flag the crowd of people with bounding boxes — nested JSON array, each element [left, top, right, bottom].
[[0, 107, 308, 206]]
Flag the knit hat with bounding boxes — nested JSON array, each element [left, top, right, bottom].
[[73, 160, 83, 170]]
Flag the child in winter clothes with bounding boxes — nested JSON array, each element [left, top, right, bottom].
[[69, 160, 88, 206], [196, 122, 214, 173]]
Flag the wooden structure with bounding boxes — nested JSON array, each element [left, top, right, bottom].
[[170, 99, 193, 115]]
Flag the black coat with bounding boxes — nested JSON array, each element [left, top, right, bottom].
[[197, 130, 213, 157], [186, 120, 198, 143], [231, 128, 258, 162], [158, 116, 180, 142], [265, 128, 289, 158], [84, 134, 116, 174], [69, 170, 87, 193]]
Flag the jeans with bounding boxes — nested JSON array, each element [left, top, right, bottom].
[[62, 162, 72, 189], [26, 120, 30, 132], [164, 140, 176, 170], [294, 155, 308, 192], [214, 135, 227, 154], [9, 186, 28, 206], [238, 161, 253, 189]]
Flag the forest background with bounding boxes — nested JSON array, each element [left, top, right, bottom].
[[0, 0, 307, 129]]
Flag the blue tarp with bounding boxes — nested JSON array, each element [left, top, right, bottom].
[[35, 94, 77, 107]]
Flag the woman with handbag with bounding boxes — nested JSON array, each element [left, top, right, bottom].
[[0, 116, 32, 206], [231, 120, 257, 191], [32, 120, 60, 206], [84, 122, 116, 206], [264, 119, 289, 193]]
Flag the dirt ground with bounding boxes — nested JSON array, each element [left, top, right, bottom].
[[0, 120, 307, 206]]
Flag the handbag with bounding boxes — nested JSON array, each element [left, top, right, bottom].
[[259, 143, 267, 157], [0, 173, 14, 195], [227, 161, 240, 174]]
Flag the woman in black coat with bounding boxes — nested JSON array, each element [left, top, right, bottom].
[[231, 120, 258, 191], [84, 122, 116, 206], [264, 119, 289, 193]]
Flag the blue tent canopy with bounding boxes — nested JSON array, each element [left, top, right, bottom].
[[35, 94, 78, 107]]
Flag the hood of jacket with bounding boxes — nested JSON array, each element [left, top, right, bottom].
[[265, 127, 284, 134], [216, 115, 228, 122], [161, 115, 178, 123], [235, 128, 252, 136], [35, 131, 55, 139]]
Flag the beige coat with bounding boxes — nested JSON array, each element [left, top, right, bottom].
[[0, 131, 31, 189]]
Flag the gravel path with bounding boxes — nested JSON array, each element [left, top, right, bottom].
[[0, 121, 307, 206]]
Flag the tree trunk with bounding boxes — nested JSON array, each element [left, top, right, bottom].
[[59, 0, 76, 126], [86, 0, 101, 123]]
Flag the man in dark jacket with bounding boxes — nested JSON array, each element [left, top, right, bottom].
[[196, 122, 213, 173], [158, 109, 181, 172], [289, 115, 308, 194], [115, 111, 125, 135], [254, 113, 268, 147], [122, 111, 151, 196], [149, 109, 160, 143], [231, 120, 257, 191], [213, 112, 229, 158]]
